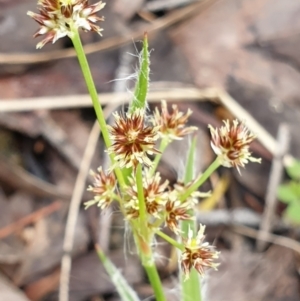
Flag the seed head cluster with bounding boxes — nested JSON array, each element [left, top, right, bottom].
[[26, 0, 264, 281], [85, 167, 116, 209], [125, 171, 169, 219], [181, 224, 220, 280], [27, 0, 106, 48], [208, 119, 261, 173], [107, 109, 160, 169], [84, 102, 224, 279], [83, 109, 261, 279], [152, 100, 197, 141]]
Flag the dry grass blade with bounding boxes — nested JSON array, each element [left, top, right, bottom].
[[59, 120, 100, 301], [0, 87, 216, 112], [58, 103, 119, 301], [0, 201, 61, 240], [145, 0, 195, 11], [257, 123, 290, 251], [0, 85, 289, 161], [232, 224, 300, 255]]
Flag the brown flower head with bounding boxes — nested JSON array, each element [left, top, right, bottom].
[[208, 119, 261, 173], [152, 100, 197, 141], [108, 109, 160, 169], [85, 167, 117, 209], [164, 180, 210, 234], [165, 199, 192, 234], [181, 224, 220, 280], [27, 0, 106, 48], [125, 171, 169, 220]]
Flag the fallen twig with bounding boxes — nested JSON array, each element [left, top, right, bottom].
[[1, 84, 293, 166], [257, 123, 290, 251], [145, 0, 196, 11], [0, 85, 289, 162], [0, 0, 215, 65], [0, 86, 215, 112], [0, 201, 61, 239], [232, 224, 300, 255], [58, 104, 119, 301]]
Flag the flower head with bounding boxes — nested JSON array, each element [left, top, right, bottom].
[[27, 0, 106, 48], [108, 109, 160, 169], [181, 224, 220, 280], [125, 171, 169, 219], [208, 119, 261, 173], [152, 100, 197, 141], [165, 181, 210, 234], [85, 167, 116, 209], [165, 199, 193, 234]]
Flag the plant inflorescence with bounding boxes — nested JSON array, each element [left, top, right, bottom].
[[28, 2, 261, 300]]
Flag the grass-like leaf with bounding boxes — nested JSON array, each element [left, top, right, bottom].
[[284, 200, 300, 224], [181, 135, 202, 301], [286, 159, 300, 181], [278, 182, 300, 204], [95, 245, 141, 301], [129, 32, 149, 113]]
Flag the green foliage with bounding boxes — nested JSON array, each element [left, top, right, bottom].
[[128, 33, 150, 113], [184, 135, 197, 183], [278, 158, 300, 224], [278, 182, 300, 204], [181, 136, 202, 301], [95, 245, 141, 301], [284, 200, 300, 224], [286, 159, 300, 181]]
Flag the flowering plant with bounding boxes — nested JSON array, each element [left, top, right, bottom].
[[28, 1, 261, 300]]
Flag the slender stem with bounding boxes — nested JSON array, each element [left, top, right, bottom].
[[133, 230, 167, 301], [112, 193, 123, 203], [181, 135, 202, 301], [71, 30, 111, 148], [182, 269, 202, 301], [181, 215, 201, 301], [181, 135, 197, 234], [149, 137, 169, 176], [136, 164, 147, 226], [70, 29, 125, 188], [180, 214, 195, 240], [134, 163, 166, 301], [156, 230, 184, 251], [143, 263, 167, 301], [180, 157, 221, 201]]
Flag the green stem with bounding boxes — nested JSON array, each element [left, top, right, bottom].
[[182, 268, 202, 301], [136, 164, 147, 227], [155, 230, 184, 251], [134, 163, 166, 301], [112, 193, 123, 203], [180, 157, 221, 202], [143, 263, 167, 301], [71, 30, 111, 148], [181, 135, 197, 235], [180, 214, 195, 241], [149, 137, 169, 176], [181, 213, 201, 301], [70, 29, 125, 188], [181, 135, 202, 301], [133, 230, 166, 301]]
